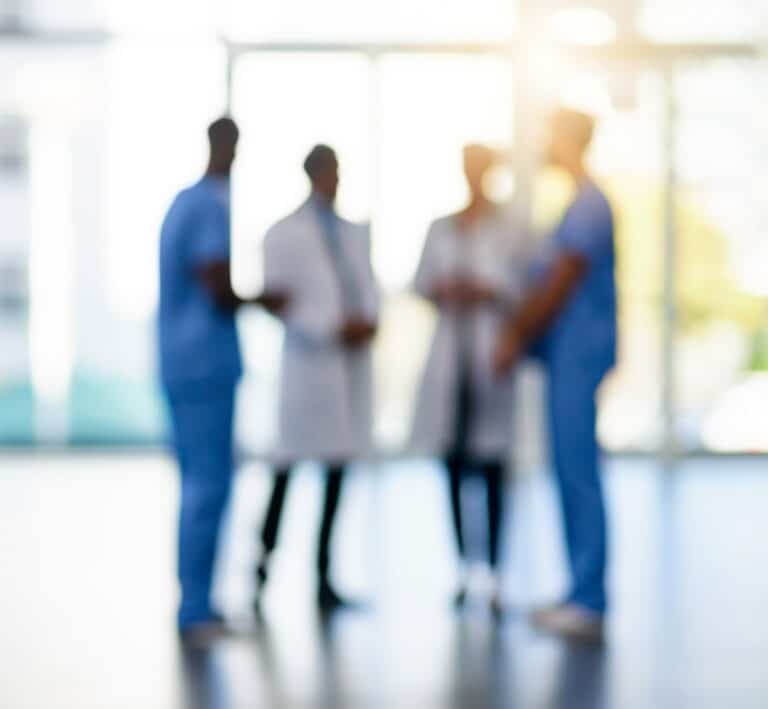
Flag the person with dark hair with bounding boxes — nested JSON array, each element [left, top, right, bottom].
[[158, 116, 287, 644], [303, 144, 337, 181], [411, 145, 528, 616], [494, 107, 616, 642], [254, 145, 379, 613]]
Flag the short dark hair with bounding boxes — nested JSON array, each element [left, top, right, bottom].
[[303, 144, 337, 180], [208, 117, 239, 146]]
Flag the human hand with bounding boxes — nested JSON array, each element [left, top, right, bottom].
[[493, 327, 523, 377], [257, 291, 291, 315], [463, 281, 499, 306], [339, 316, 377, 348], [436, 278, 499, 308], [432, 280, 465, 305]]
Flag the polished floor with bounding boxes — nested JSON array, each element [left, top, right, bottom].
[[1, 454, 767, 708]]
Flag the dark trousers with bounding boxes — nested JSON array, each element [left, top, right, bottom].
[[260, 464, 346, 584], [446, 362, 506, 570], [446, 456, 505, 569]]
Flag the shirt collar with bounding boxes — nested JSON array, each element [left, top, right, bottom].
[[308, 192, 336, 218]]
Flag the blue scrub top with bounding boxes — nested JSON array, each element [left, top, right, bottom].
[[539, 180, 617, 375], [158, 176, 242, 393]]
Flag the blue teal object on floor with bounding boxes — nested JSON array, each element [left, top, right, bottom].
[[0, 378, 34, 444], [68, 370, 165, 445]]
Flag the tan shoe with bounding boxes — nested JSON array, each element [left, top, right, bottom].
[[179, 618, 231, 648], [531, 604, 605, 643]]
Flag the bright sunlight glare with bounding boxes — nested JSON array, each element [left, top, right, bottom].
[[550, 7, 618, 46]]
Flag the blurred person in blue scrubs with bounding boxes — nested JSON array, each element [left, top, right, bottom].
[[494, 108, 616, 642], [254, 145, 379, 614], [158, 117, 287, 643]]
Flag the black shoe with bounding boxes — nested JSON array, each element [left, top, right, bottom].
[[252, 560, 269, 614], [490, 593, 506, 620], [317, 583, 360, 614], [453, 587, 468, 610]]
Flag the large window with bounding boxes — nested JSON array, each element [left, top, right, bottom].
[[1, 1, 766, 455], [230, 52, 516, 454], [221, 0, 520, 43], [672, 60, 768, 451], [0, 113, 31, 442], [0, 39, 225, 445], [640, 0, 768, 43], [231, 53, 373, 453]]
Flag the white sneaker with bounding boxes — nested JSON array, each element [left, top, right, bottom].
[[531, 603, 605, 643]]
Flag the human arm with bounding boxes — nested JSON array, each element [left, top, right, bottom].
[[493, 192, 611, 374], [493, 253, 587, 374], [339, 224, 379, 348]]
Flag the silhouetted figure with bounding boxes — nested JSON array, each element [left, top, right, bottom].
[[159, 117, 287, 644], [495, 108, 616, 642], [411, 145, 528, 614], [255, 145, 379, 613]]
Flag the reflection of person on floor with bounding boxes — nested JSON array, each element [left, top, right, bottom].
[[250, 615, 351, 709], [255, 145, 379, 613], [495, 108, 617, 642], [411, 145, 528, 614], [158, 117, 287, 644], [249, 618, 290, 709], [550, 642, 607, 709], [450, 620, 517, 709], [178, 644, 232, 709]]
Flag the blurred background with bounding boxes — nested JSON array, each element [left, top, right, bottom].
[[4, 3, 768, 708], [3, 0, 768, 456]]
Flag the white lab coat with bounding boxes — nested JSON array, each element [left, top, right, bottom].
[[410, 210, 528, 460], [263, 199, 378, 464]]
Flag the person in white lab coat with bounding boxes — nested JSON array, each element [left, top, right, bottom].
[[411, 144, 528, 614], [255, 145, 379, 613]]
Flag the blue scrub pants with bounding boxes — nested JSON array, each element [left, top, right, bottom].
[[546, 352, 609, 615], [166, 381, 236, 629]]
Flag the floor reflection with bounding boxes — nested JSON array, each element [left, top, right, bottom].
[[175, 612, 610, 709], [549, 642, 607, 709], [6, 457, 768, 709], [318, 616, 351, 709], [178, 645, 233, 709], [449, 620, 517, 709]]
